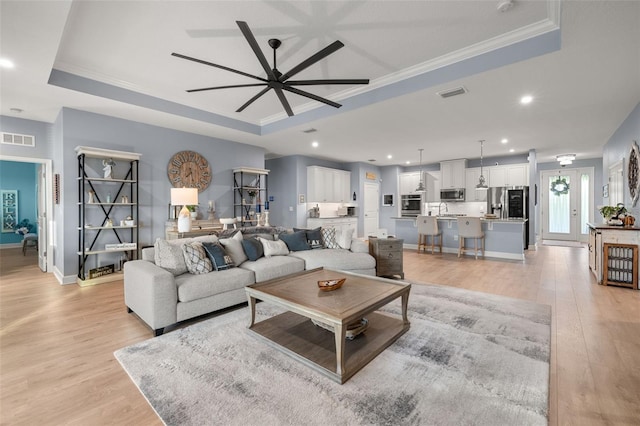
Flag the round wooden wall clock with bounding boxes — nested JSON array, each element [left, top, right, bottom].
[[629, 141, 640, 206], [167, 150, 211, 192]]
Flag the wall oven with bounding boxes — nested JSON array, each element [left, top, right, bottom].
[[401, 194, 422, 217]]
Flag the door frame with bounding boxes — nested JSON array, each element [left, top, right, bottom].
[[0, 154, 54, 272], [540, 167, 594, 243]]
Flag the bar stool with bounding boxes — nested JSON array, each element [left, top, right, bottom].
[[22, 233, 38, 255], [457, 217, 484, 259], [417, 215, 442, 254]]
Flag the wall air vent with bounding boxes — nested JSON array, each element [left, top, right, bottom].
[[1, 132, 35, 147], [437, 86, 468, 99], [302, 128, 317, 134]]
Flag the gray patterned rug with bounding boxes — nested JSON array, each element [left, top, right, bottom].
[[115, 283, 551, 426]]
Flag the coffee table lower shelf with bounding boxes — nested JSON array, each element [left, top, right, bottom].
[[248, 310, 408, 384]]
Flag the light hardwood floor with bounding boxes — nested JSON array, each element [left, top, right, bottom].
[[1, 245, 639, 425]]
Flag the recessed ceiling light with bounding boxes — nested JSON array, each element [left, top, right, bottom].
[[520, 95, 533, 105], [501, 138, 508, 144], [0, 58, 15, 69], [387, 154, 392, 159], [311, 141, 319, 148], [509, 148, 515, 153]]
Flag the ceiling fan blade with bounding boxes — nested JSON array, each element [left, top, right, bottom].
[[273, 87, 294, 116], [172, 52, 267, 83], [187, 83, 267, 93], [280, 40, 344, 81], [286, 79, 370, 86], [236, 21, 277, 81], [282, 86, 341, 109], [236, 87, 271, 113]]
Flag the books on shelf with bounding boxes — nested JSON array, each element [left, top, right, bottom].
[[105, 242, 137, 251]]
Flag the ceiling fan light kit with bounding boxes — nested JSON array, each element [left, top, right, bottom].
[[172, 21, 369, 117]]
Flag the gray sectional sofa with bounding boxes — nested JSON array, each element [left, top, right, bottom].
[[124, 227, 375, 336]]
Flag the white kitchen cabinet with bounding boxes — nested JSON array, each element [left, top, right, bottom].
[[399, 172, 421, 195], [488, 164, 529, 187], [440, 159, 467, 189], [465, 167, 488, 201], [307, 166, 351, 202]]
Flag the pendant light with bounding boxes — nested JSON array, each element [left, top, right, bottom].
[[476, 140, 489, 190], [415, 148, 426, 192]]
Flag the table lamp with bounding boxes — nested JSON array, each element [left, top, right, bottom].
[[171, 188, 198, 232]]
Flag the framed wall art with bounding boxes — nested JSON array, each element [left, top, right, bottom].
[[1, 190, 18, 233]]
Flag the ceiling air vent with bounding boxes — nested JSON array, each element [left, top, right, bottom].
[[437, 86, 468, 99], [302, 128, 317, 134], [1, 132, 35, 147]]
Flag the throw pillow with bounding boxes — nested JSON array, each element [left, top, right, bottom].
[[154, 238, 188, 276], [279, 231, 311, 252], [181, 241, 213, 274], [202, 242, 235, 270], [258, 237, 289, 257], [241, 237, 264, 261], [219, 231, 248, 266], [337, 227, 355, 250], [293, 227, 323, 248], [321, 227, 340, 249]]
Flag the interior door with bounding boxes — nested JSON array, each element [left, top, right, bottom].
[[363, 182, 379, 238], [37, 164, 47, 271]]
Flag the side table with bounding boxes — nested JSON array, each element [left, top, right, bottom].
[[369, 237, 404, 279]]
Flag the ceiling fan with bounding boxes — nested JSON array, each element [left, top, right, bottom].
[[171, 21, 370, 117]]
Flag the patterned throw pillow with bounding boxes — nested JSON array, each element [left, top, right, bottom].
[[293, 227, 323, 249], [181, 241, 213, 274], [337, 227, 354, 250], [202, 242, 235, 271], [321, 227, 340, 249], [279, 231, 311, 251]]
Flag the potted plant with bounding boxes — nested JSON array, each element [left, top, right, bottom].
[[599, 203, 626, 224], [186, 205, 198, 220]]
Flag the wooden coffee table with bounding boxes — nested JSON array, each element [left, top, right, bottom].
[[245, 268, 410, 384]]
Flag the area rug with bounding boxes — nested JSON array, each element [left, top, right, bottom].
[[115, 283, 551, 426]]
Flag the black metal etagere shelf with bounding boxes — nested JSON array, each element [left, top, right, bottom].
[[232, 167, 269, 227]]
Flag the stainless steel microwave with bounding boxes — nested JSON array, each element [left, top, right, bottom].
[[440, 188, 465, 202]]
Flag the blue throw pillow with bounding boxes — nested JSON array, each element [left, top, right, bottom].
[[202, 242, 235, 271], [293, 227, 323, 248], [241, 237, 264, 261], [279, 231, 311, 251]]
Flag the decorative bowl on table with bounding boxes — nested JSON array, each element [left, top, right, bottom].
[[317, 278, 346, 291]]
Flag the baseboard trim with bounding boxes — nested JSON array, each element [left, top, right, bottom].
[[53, 266, 77, 285], [404, 244, 525, 261], [0, 243, 22, 249]]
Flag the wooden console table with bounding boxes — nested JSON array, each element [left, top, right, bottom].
[[587, 222, 640, 289], [165, 219, 222, 240]]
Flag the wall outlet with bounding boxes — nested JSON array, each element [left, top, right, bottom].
[[289, 206, 293, 212], [453, 235, 458, 241]]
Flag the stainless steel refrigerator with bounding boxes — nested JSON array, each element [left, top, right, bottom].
[[487, 186, 529, 248]]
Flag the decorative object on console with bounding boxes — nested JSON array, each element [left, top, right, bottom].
[[171, 187, 198, 233], [167, 150, 211, 192], [208, 200, 216, 220], [599, 203, 627, 225]]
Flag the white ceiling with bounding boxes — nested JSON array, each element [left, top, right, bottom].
[[1, 0, 638, 166]]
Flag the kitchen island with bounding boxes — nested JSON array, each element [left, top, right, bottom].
[[393, 217, 528, 260]]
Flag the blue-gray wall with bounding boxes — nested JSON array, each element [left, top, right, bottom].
[[0, 116, 52, 159], [0, 161, 37, 244], [602, 102, 640, 218]]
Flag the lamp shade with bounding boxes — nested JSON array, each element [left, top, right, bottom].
[[171, 188, 198, 206]]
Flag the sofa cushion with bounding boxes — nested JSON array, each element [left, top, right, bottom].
[[321, 227, 340, 249], [182, 241, 214, 274], [293, 227, 323, 249], [279, 231, 311, 252], [258, 237, 289, 257], [176, 267, 255, 303], [288, 248, 375, 271], [337, 227, 354, 250], [219, 231, 248, 266], [241, 237, 264, 261], [202, 242, 235, 271], [239, 255, 305, 282]]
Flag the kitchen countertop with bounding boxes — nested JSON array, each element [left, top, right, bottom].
[[393, 216, 528, 223], [587, 222, 640, 231]]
